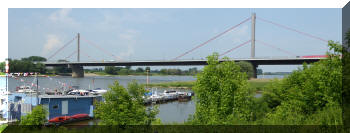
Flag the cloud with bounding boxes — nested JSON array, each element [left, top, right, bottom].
[[225, 24, 250, 43], [118, 45, 135, 60], [97, 9, 170, 31], [116, 29, 140, 60], [48, 8, 79, 27], [42, 34, 62, 56], [118, 29, 140, 40]]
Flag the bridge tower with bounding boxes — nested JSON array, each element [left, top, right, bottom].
[[251, 13, 258, 78], [77, 33, 80, 62], [251, 13, 256, 58], [71, 33, 84, 78]]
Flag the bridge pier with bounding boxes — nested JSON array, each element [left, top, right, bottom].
[[69, 65, 84, 78], [252, 64, 258, 79]]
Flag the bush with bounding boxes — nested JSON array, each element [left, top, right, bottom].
[[20, 105, 47, 125]]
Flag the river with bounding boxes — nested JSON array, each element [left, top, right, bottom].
[[1, 74, 285, 124]]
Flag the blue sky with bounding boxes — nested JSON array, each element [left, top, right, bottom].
[[8, 8, 342, 72]]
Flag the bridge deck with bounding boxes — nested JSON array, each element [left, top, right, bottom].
[[43, 58, 324, 66]]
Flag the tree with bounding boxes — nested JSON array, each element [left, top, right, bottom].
[[22, 56, 47, 62], [94, 80, 159, 125], [105, 66, 117, 75], [190, 53, 249, 124], [262, 41, 342, 125], [188, 67, 198, 75], [236, 61, 254, 79], [160, 69, 167, 75], [145, 67, 150, 72], [20, 105, 47, 125], [343, 29, 350, 126], [136, 67, 144, 73], [0, 62, 4, 72]]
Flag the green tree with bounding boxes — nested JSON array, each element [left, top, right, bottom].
[[188, 67, 198, 75], [104, 66, 117, 75], [262, 41, 342, 125], [190, 53, 248, 124], [20, 105, 47, 125], [343, 29, 350, 126], [94, 80, 159, 125], [0, 62, 4, 72], [21, 56, 47, 62], [146, 67, 150, 71], [160, 69, 167, 75], [236, 61, 254, 79], [136, 67, 144, 73]]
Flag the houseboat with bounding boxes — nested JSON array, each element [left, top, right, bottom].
[[6, 92, 103, 125]]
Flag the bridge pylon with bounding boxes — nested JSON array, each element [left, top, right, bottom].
[[251, 13, 256, 58]]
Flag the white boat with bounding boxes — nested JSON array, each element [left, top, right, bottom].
[[90, 88, 107, 95], [16, 86, 36, 94], [163, 90, 178, 100], [67, 89, 90, 95]]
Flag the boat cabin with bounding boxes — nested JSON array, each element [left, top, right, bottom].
[[7, 93, 102, 120], [39, 95, 102, 120]]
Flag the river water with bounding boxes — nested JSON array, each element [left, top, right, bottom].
[[1, 74, 285, 124]]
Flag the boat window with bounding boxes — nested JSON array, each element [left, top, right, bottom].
[[53, 105, 59, 109], [62, 100, 68, 115]]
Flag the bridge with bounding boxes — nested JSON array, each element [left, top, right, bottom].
[[43, 13, 329, 78]]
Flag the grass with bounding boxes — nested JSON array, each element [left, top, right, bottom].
[[0, 124, 7, 133]]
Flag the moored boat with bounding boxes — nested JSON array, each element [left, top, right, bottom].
[[48, 116, 72, 123]]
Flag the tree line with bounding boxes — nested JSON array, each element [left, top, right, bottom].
[[3, 56, 47, 74], [102, 66, 201, 76], [102, 61, 260, 78]]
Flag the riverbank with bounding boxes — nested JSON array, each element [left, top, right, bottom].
[[145, 79, 274, 90]]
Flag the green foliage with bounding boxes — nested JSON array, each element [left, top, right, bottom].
[[343, 29, 350, 126], [20, 105, 47, 125], [94, 80, 159, 125], [190, 53, 249, 124], [0, 62, 4, 73], [0, 124, 7, 133], [236, 61, 254, 79], [135, 67, 144, 73], [260, 41, 342, 125], [21, 56, 47, 62], [104, 66, 117, 75], [8, 58, 47, 73]]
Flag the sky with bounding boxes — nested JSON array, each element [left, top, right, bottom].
[[8, 8, 342, 72]]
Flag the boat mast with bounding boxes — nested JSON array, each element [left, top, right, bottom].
[[36, 72, 39, 105], [5, 60, 8, 123], [146, 69, 149, 89]]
